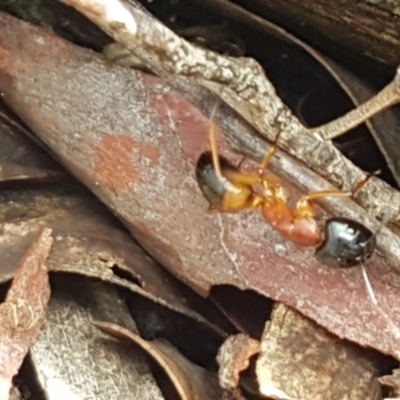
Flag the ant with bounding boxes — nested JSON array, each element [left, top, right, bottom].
[[196, 112, 377, 270]]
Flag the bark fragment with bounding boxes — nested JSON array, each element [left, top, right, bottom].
[[216, 334, 260, 390], [256, 304, 381, 400], [0, 228, 52, 400]]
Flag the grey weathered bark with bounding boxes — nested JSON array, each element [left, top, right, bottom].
[[232, 0, 400, 66]]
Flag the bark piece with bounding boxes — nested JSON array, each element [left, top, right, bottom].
[[30, 276, 164, 400], [0, 181, 226, 336], [216, 334, 260, 390], [0, 228, 52, 400], [256, 304, 381, 400], [240, 0, 400, 66], [0, 97, 227, 334], [380, 369, 400, 397]]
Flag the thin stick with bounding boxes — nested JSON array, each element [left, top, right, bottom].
[[316, 73, 400, 140], [192, 0, 400, 140]]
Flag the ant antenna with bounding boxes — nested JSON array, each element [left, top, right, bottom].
[[359, 204, 390, 306], [209, 101, 223, 179], [360, 263, 378, 305], [351, 170, 381, 196], [257, 107, 287, 177]]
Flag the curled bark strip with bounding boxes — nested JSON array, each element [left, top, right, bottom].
[[93, 321, 236, 400], [62, 0, 400, 225]]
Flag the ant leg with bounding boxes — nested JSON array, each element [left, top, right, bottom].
[[303, 172, 377, 203], [209, 120, 221, 177], [256, 105, 288, 176], [223, 169, 264, 186], [351, 171, 379, 196], [208, 118, 262, 188], [295, 173, 376, 218], [258, 130, 283, 177]]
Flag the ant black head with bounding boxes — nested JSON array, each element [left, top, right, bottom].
[[315, 217, 376, 268]]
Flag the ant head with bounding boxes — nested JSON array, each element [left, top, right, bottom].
[[315, 217, 376, 268]]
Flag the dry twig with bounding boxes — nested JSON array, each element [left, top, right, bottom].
[[189, 0, 400, 141]]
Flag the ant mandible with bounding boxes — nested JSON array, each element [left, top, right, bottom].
[[196, 112, 376, 268]]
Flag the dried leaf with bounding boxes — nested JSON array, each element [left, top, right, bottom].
[[0, 228, 52, 400], [256, 304, 381, 400]]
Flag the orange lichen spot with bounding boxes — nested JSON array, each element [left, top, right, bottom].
[[95, 134, 140, 192], [141, 144, 160, 164]]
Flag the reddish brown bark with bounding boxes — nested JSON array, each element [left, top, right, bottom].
[[0, 13, 399, 360]]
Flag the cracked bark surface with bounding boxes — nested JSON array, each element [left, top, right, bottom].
[[1, 13, 400, 361]]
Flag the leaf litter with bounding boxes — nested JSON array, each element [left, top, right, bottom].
[[0, 2, 395, 399]]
